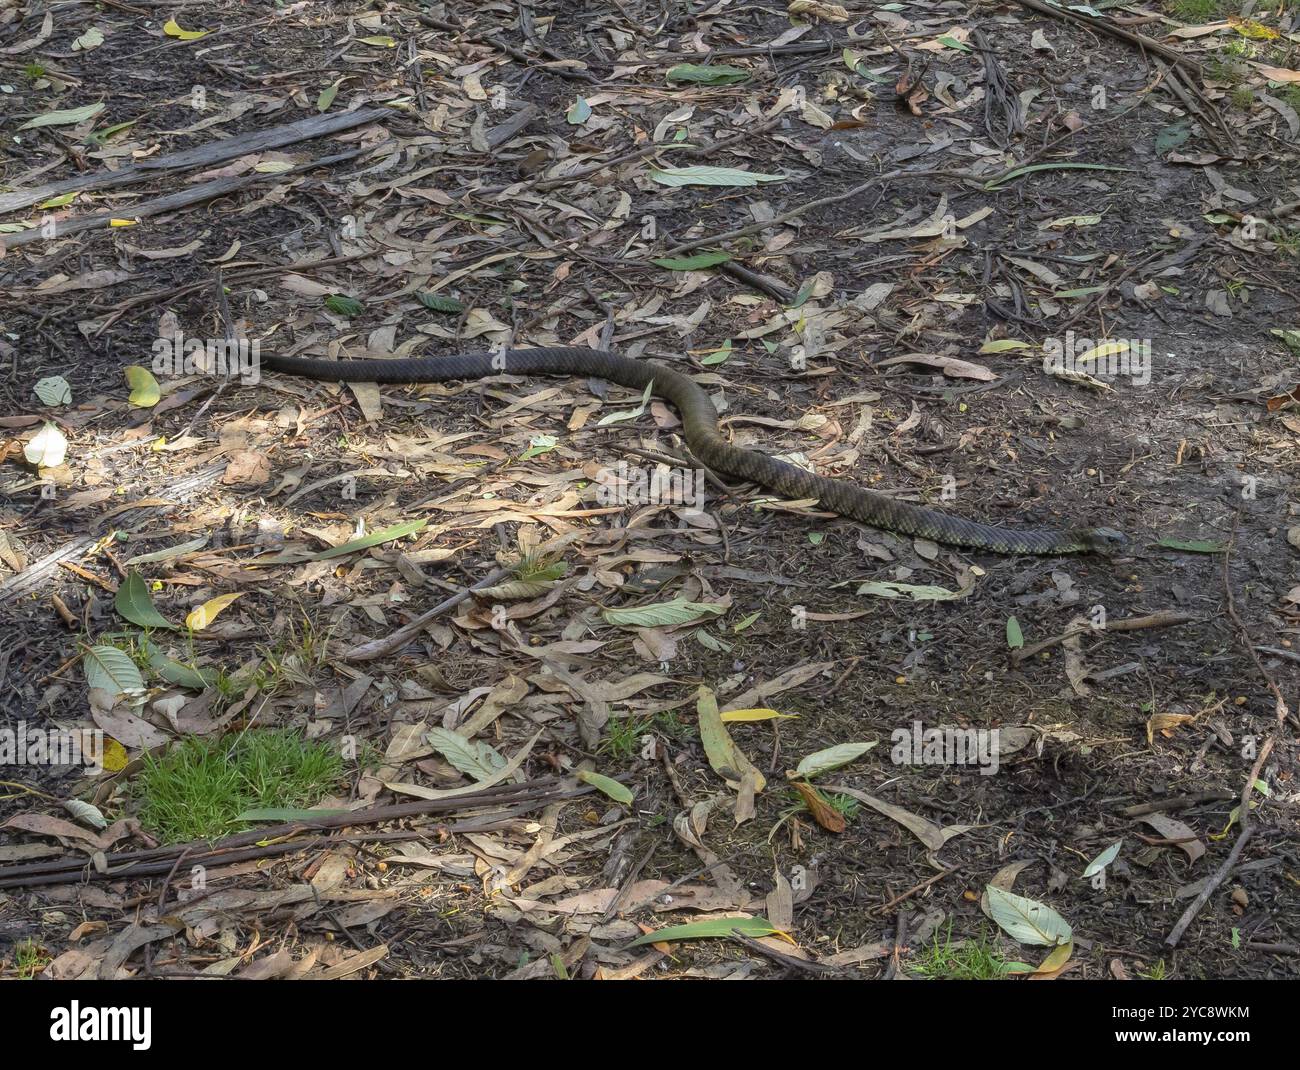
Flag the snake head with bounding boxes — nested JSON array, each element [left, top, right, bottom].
[[1077, 527, 1127, 554]]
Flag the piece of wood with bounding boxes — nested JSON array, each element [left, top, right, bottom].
[[0, 107, 389, 215]]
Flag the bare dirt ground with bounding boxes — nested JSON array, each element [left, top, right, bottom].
[[0, 0, 1297, 980]]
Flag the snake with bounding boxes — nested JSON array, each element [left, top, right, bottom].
[[261, 346, 1125, 554]]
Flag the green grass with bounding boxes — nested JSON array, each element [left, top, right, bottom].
[[910, 925, 1019, 980], [134, 730, 344, 842], [1230, 86, 1256, 111], [1170, 0, 1219, 19], [598, 716, 652, 759], [13, 939, 50, 979], [1138, 959, 1169, 980]]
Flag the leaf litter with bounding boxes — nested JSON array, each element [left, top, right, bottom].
[[0, 0, 1296, 982]]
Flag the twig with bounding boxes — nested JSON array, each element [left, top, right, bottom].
[[1119, 791, 1235, 817], [1009, 0, 1200, 76], [872, 866, 961, 915], [1165, 521, 1286, 946], [1011, 610, 1199, 664], [730, 932, 844, 977], [341, 566, 511, 661]]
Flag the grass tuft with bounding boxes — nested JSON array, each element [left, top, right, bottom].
[[910, 925, 1018, 980], [134, 729, 344, 843]]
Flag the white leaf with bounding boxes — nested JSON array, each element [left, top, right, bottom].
[[24, 421, 68, 467], [63, 799, 108, 829], [82, 645, 146, 700], [1081, 839, 1123, 878], [649, 166, 786, 188], [986, 885, 1073, 946], [34, 376, 72, 406], [795, 741, 877, 778]]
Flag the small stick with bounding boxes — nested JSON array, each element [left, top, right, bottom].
[[1120, 791, 1235, 817], [1011, 610, 1198, 664], [341, 566, 510, 661], [872, 866, 961, 915], [730, 931, 843, 977]]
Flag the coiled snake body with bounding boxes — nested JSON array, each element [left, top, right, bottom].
[[262, 346, 1124, 554]]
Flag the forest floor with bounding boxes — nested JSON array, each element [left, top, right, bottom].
[[0, 0, 1297, 980]]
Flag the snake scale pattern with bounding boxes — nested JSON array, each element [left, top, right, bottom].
[[262, 346, 1125, 554]]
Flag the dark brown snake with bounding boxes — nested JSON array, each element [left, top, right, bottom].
[[262, 347, 1125, 554]]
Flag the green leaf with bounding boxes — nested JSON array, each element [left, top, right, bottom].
[[697, 687, 765, 791], [701, 339, 733, 366], [520, 434, 557, 460], [984, 162, 1135, 191], [649, 166, 785, 188], [651, 251, 732, 271], [1081, 840, 1123, 878], [1269, 328, 1300, 355], [1155, 121, 1192, 155], [425, 727, 504, 782], [566, 97, 592, 124], [308, 519, 427, 560], [125, 365, 160, 408], [34, 376, 72, 406], [978, 339, 1031, 354], [325, 294, 363, 317], [85, 119, 138, 146], [986, 886, 1073, 947], [795, 741, 877, 778], [125, 536, 209, 565], [83, 644, 146, 699], [628, 916, 780, 947], [417, 292, 464, 313], [20, 102, 106, 130], [937, 35, 972, 51], [1153, 537, 1226, 553], [1006, 615, 1024, 650], [665, 63, 750, 85], [595, 380, 653, 427], [576, 770, 634, 804], [114, 572, 176, 630], [317, 81, 341, 112], [732, 609, 760, 632], [602, 598, 726, 628], [148, 654, 216, 690], [788, 278, 816, 309]]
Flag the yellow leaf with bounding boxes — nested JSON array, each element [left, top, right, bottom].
[[109, 218, 138, 227], [720, 707, 798, 722], [1076, 340, 1130, 364], [124, 365, 160, 407], [100, 738, 129, 772], [1228, 16, 1278, 39], [163, 18, 209, 40], [1030, 939, 1073, 978], [186, 592, 242, 631]]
